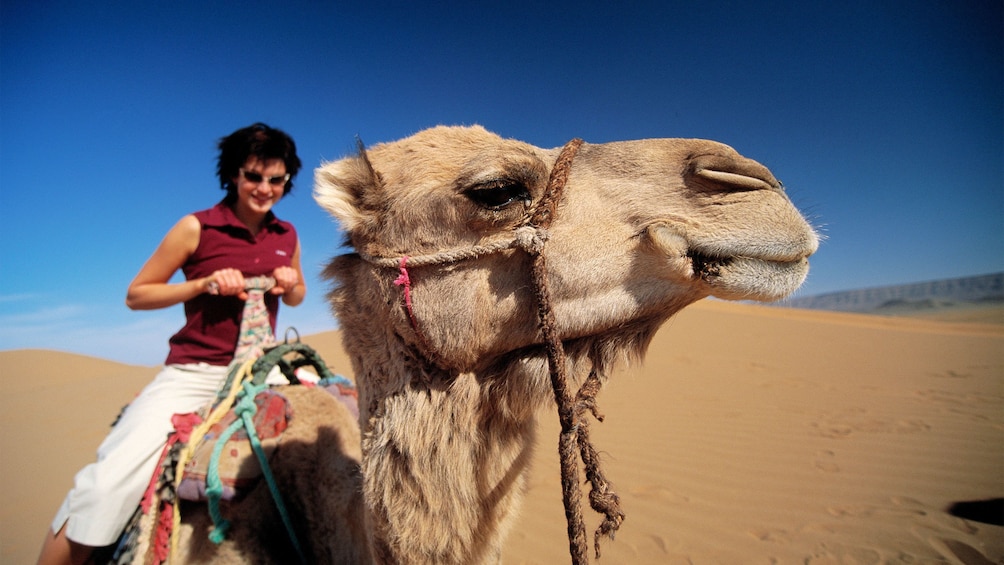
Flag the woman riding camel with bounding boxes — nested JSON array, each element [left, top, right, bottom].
[[37, 123, 306, 565]]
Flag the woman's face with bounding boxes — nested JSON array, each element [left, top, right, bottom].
[[232, 156, 288, 219]]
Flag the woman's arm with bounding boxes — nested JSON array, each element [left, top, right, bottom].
[[125, 215, 248, 310]]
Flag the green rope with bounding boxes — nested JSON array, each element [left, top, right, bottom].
[[251, 341, 339, 385], [214, 341, 337, 405], [205, 381, 307, 564]]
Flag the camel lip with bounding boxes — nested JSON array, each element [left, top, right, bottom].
[[686, 250, 811, 301], [644, 224, 815, 282], [686, 241, 814, 267], [687, 249, 810, 282]]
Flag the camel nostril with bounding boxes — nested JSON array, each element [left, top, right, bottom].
[[694, 168, 776, 192]]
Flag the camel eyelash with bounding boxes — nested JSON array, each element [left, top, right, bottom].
[[464, 180, 532, 210]]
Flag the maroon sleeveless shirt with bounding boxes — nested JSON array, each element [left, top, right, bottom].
[[165, 201, 298, 366]]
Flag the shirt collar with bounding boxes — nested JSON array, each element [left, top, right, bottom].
[[202, 200, 288, 234]]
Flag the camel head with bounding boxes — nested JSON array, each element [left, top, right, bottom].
[[314, 125, 818, 375]]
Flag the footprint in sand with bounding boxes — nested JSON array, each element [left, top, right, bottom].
[[826, 501, 926, 519], [927, 537, 995, 565], [918, 388, 1004, 406], [889, 496, 928, 510], [748, 528, 792, 544], [811, 409, 931, 438], [932, 369, 973, 379], [758, 375, 814, 389], [803, 544, 881, 564], [813, 449, 840, 473], [645, 534, 674, 554], [812, 422, 854, 439], [627, 484, 690, 504]]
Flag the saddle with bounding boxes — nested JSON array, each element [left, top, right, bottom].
[[108, 341, 357, 565]]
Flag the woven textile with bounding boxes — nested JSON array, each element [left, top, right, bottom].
[[232, 276, 277, 363]]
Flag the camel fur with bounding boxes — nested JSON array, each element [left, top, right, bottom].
[[167, 125, 818, 564]]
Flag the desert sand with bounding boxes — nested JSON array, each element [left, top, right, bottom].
[[2, 300, 1001, 564]]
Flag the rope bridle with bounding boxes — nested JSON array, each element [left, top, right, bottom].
[[357, 138, 624, 563]]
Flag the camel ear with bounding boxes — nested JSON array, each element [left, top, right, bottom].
[[313, 156, 379, 233], [689, 154, 778, 192]]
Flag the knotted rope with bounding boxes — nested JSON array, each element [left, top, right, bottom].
[[359, 138, 624, 563], [523, 139, 624, 562]]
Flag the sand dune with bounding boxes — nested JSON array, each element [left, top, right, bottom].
[[2, 301, 1001, 564]]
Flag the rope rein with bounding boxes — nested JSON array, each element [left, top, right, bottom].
[[359, 138, 624, 564], [358, 225, 550, 269]]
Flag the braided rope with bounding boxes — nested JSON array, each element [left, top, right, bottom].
[[574, 370, 625, 557], [358, 138, 623, 564], [357, 226, 549, 269]]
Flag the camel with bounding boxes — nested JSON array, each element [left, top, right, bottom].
[[165, 125, 817, 564]]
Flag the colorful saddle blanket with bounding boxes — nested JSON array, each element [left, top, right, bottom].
[[110, 341, 357, 564], [177, 388, 292, 501]]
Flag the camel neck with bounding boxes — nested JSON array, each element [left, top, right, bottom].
[[349, 331, 538, 564]]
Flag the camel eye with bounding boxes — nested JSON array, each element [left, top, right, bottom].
[[466, 181, 531, 210]]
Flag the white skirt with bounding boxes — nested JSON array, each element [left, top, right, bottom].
[[51, 363, 228, 546]]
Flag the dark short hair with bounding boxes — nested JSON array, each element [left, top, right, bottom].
[[217, 123, 302, 203]]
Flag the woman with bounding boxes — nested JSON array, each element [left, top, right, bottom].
[[37, 123, 306, 565]]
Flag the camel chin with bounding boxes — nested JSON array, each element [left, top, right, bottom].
[[697, 255, 811, 301]]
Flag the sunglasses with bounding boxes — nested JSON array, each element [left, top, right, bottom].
[[239, 168, 290, 186]]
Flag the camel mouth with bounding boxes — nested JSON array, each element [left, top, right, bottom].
[[688, 251, 730, 279], [644, 224, 812, 301], [686, 249, 810, 302]]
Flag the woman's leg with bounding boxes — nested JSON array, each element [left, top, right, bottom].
[[35, 525, 92, 565], [40, 364, 228, 562]]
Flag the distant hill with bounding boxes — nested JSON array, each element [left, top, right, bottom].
[[780, 273, 1004, 323]]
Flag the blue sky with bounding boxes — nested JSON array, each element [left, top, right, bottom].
[[1, 1, 1001, 365]]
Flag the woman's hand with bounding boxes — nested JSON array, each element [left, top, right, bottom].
[[273, 242, 306, 307], [270, 266, 299, 296], [207, 268, 248, 301]]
